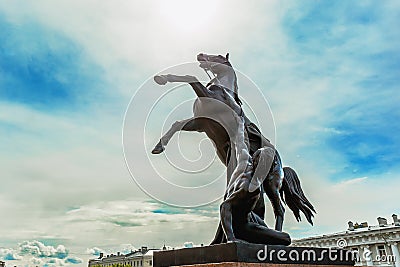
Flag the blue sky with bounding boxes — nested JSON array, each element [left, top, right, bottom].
[[281, 1, 400, 179], [0, 1, 399, 267], [0, 15, 106, 111]]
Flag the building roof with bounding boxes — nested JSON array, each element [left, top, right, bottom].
[[293, 215, 400, 243], [144, 250, 154, 257], [89, 248, 160, 264]]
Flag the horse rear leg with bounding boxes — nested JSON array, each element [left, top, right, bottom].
[[152, 117, 202, 154], [265, 180, 285, 231], [264, 158, 285, 231]]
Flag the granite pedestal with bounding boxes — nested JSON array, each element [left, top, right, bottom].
[[153, 242, 356, 267]]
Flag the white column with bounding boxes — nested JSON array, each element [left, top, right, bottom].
[[390, 242, 400, 267], [363, 246, 373, 266]]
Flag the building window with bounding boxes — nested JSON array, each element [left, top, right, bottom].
[[149, 260, 152, 266], [377, 245, 387, 258]]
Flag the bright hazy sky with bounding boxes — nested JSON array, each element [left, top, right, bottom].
[[1, 1, 399, 267]]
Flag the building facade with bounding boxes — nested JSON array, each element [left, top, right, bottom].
[[88, 247, 157, 267], [292, 214, 400, 267]]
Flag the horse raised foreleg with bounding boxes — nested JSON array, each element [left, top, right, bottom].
[[154, 74, 198, 85], [154, 74, 212, 98], [152, 117, 202, 154]]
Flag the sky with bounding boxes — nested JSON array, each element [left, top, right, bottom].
[[0, 0, 399, 267]]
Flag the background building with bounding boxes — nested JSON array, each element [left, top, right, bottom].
[[292, 214, 400, 267], [88, 246, 159, 267]]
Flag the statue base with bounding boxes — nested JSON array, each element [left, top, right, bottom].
[[153, 242, 356, 267]]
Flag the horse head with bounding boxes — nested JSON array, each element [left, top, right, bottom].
[[197, 53, 241, 105], [197, 53, 232, 74]]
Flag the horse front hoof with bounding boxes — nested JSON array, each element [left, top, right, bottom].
[[151, 142, 165, 154], [154, 75, 168, 85]]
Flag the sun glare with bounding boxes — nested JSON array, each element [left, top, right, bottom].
[[158, 0, 218, 32]]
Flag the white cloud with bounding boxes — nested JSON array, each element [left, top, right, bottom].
[[118, 244, 137, 255], [282, 171, 400, 238], [0, 241, 84, 267], [45, 258, 67, 267], [19, 241, 68, 259], [334, 177, 368, 188], [86, 247, 104, 256], [65, 199, 217, 227], [30, 257, 44, 265], [0, 248, 23, 260]]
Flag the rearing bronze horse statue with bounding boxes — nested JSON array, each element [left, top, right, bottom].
[[152, 53, 315, 244]]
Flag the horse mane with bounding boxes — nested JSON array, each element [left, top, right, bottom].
[[204, 55, 242, 106], [224, 58, 242, 106], [233, 72, 242, 106]]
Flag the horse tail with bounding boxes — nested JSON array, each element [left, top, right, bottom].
[[279, 167, 316, 225]]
